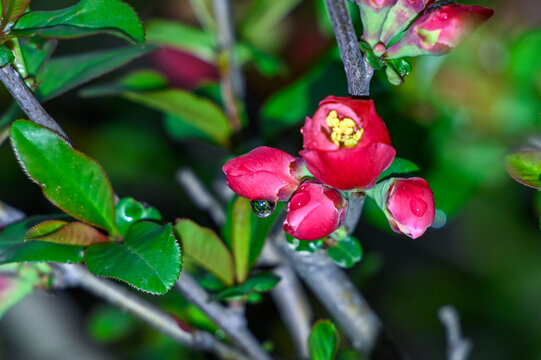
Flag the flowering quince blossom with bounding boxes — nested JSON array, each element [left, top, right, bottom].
[[222, 146, 305, 202], [300, 96, 396, 191], [384, 177, 435, 239], [283, 181, 348, 241], [378, 0, 431, 46], [385, 4, 494, 59]]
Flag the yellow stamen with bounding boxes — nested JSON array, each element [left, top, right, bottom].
[[325, 110, 364, 148]]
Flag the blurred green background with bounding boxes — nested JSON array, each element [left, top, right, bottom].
[[1, 0, 541, 359]]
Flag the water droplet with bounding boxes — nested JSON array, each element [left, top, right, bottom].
[[250, 200, 276, 218], [410, 198, 427, 217]]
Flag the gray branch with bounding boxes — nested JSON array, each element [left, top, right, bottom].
[[0, 65, 68, 138], [439, 305, 473, 360], [52, 264, 248, 360], [176, 273, 272, 360], [212, 0, 244, 130], [324, 0, 373, 96], [260, 242, 312, 359]]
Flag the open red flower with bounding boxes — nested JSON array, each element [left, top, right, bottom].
[[384, 177, 435, 239], [300, 96, 395, 191], [386, 4, 493, 58], [283, 181, 347, 241], [223, 146, 303, 202]]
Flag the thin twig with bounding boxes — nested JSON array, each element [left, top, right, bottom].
[[439, 305, 473, 360], [260, 242, 312, 359], [324, 0, 374, 96], [0, 65, 68, 138], [212, 0, 244, 131], [52, 264, 248, 360], [176, 273, 272, 360], [175, 168, 226, 226]]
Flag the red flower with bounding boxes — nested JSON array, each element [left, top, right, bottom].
[[223, 146, 304, 202], [379, 0, 431, 45], [386, 4, 493, 59], [384, 177, 435, 239], [300, 96, 396, 191], [283, 181, 347, 241]]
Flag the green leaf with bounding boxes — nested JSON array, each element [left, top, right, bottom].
[[19, 37, 57, 79], [214, 271, 280, 302], [326, 235, 363, 269], [85, 222, 181, 294], [25, 221, 109, 246], [174, 219, 234, 286], [378, 157, 420, 181], [36, 46, 154, 101], [115, 197, 162, 237], [0, 216, 84, 265], [309, 320, 339, 360], [0, 45, 14, 67], [1, 0, 30, 28], [146, 19, 216, 63], [10, 120, 119, 236], [123, 89, 231, 146], [13, 0, 145, 44], [88, 305, 137, 343], [231, 197, 251, 282], [285, 233, 324, 254], [260, 48, 347, 138], [505, 151, 541, 189]]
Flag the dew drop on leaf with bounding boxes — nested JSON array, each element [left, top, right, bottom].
[[250, 200, 276, 218]]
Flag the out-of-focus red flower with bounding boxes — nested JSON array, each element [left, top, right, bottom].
[[153, 48, 218, 89], [223, 146, 304, 202], [283, 181, 347, 241], [300, 96, 395, 191], [384, 177, 435, 239], [379, 0, 431, 45], [386, 4, 493, 59]]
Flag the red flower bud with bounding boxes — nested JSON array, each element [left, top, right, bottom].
[[283, 181, 347, 241], [223, 146, 303, 201], [300, 96, 396, 191], [379, 0, 431, 45], [385, 177, 435, 239], [386, 4, 493, 59]]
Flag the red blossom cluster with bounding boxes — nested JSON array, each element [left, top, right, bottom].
[[356, 0, 493, 58], [223, 96, 435, 241]]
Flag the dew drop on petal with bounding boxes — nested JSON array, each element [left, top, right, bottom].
[[250, 200, 276, 218], [410, 198, 427, 217]]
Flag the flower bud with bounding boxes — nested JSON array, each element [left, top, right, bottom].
[[385, 4, 493, 59], [300, 96, 396, 191], [379, 0, 431, 45], [283, 181, 347, 241], [355, 0, 398, 46], [223, 146, 304, 202], [384, 177, 435, 239]]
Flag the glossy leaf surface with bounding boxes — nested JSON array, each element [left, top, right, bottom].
[[13, 0, 145, 44], [26, 220, 109, 246], [10, 120, 119, 236], [308, 320, 339, 360], [85, 222, 181, 294]]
